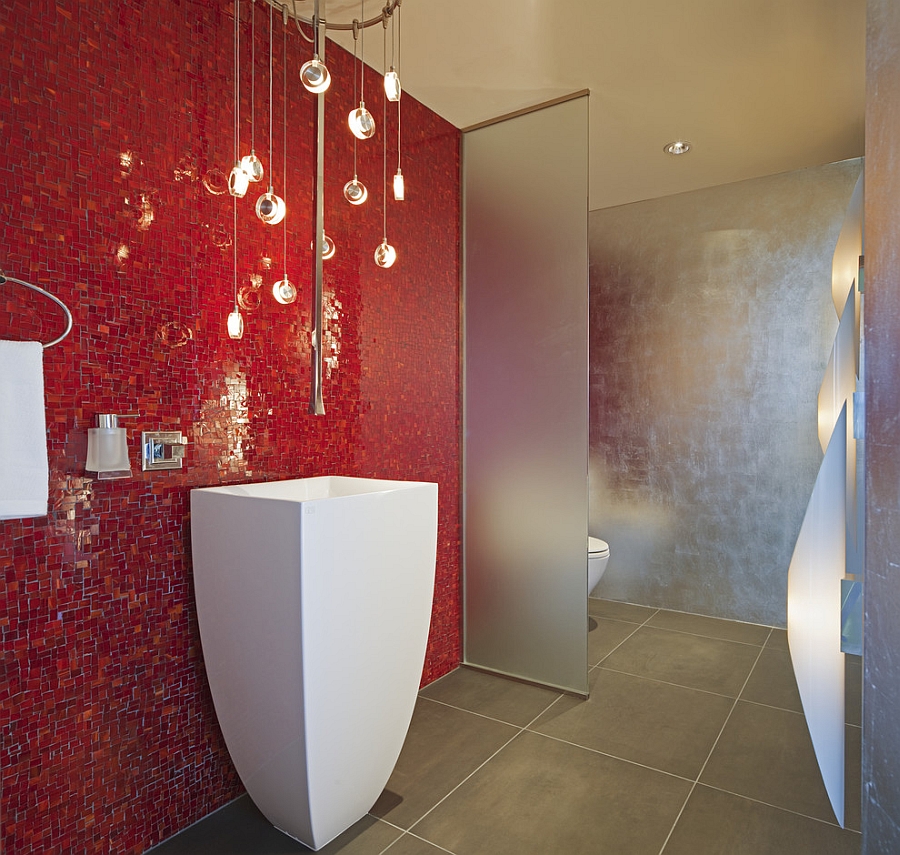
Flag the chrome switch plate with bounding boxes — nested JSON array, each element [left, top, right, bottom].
[[141, 431, 186, 471]]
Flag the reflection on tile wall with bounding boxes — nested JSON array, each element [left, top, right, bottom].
[[0, 1, 461, 852], [588, 160, 861, 627]]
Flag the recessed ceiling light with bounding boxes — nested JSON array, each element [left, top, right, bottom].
[[664, 140, 692, 155]]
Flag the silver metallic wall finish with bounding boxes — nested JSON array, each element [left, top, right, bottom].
[[588, 159, 862, 626]]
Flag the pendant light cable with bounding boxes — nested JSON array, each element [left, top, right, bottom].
[[360, 0, 365, 105], [234, 0, 240, 168], [282, 7, 287, 277], [396, 8, 401, 171], [250, 0, 255, 153], [382, 74, 387, 239], [232, 0, 240, 326], [353, 23, 359, 172], [272, 9, 295, 301], [228, 0, 242, 339]]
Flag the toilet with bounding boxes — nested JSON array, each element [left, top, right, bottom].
[[588, 536, 610, 594]]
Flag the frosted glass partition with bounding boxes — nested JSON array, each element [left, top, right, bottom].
[[463, 95, 589, 695]]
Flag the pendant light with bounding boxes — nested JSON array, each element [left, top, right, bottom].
[[226, 0, 244, 336], [343, 20, 368, 205], [383, 5, 401, 102], [256, 2, 286, 225], [375, 77, 396, 268], [227, 195, 244, 337], [348, 1, 375, 140], [387, 6, 404, 200], [228, 0, 249, 198], [299, 1, 331, 93], [273, 9, 296, 304], [240, 0, 264, 183]]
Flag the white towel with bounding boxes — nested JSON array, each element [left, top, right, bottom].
[[0, 340, 48, 520]]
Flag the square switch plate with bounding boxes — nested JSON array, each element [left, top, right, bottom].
[[142, 431, 186, 471]]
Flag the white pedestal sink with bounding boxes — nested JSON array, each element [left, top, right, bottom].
[[190, 476, 438, 850]]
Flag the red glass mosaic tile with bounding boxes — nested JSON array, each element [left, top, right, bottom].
[[0, 0, 461, 852]]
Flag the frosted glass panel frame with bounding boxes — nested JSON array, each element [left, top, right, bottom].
[[463, 96, 589, 695]]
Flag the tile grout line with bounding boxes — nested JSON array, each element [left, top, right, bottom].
[[378, 827, 460, 855], [656, 626, 774, 855], [589, 620, 645, 669], [640, 624, 771, 647], [587, 603, 660, 668], [591, 664, 750, 701], [520, 728, 697, 785], [594, 602, 778, 645], [694, 781, 863, 833], [402, 693, 565, 840], [415, 693, 561, 730]]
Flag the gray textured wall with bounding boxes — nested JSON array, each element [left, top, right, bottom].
[[589, 159, 862, 626]]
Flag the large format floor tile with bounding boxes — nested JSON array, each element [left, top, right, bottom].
[[369, 697, 518, 830], [663, 785, 860, 855], [740, 647, 804, 712], [147, 796, 402, 855], [588, 598, 657, 623], [766, 628, 789, 652], [646, 610, 771, 646], [700, 701, 838, 823], [601, 625, 761, 696], [411, 731, 692, 855], [588, 617, 642, 665], [149, 603, 863, 855], [418, 666, 561, 726], [530, 667, 733, 779], [381, 834, 456, 855]]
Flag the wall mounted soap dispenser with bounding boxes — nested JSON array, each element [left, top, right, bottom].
[[85, 414, 132, 480]]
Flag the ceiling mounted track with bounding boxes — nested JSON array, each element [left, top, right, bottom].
[[270, 0, 402, 33]]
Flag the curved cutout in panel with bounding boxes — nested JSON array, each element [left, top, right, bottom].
[[817, 283, 857, 453], [831, 174, 864, 319]]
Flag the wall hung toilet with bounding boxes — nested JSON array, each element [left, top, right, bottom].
[[588, 536, 610, 594]]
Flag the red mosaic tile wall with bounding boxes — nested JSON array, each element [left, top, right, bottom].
[[0, 1, 461, 852]]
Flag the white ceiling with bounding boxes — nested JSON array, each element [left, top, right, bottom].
[[323, 0, 865, 211]]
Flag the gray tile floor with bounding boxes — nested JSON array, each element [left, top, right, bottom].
[[150, 600, 862, 855]]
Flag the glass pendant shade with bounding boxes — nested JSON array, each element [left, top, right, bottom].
[[273, 277, 297, 304], [322, 234, 336, 260], [300, 56, 331, 93], [240, 152, 264, 183], [256, 189, 286, 225], [393, 168, 405, 201], [343, 177, 368, 205], [227, 308, 244, 339], [348, 103, 376, 140], [228, 164, 250, 198], [374, 240, 397, 268], [384, 69, 401, 102]]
